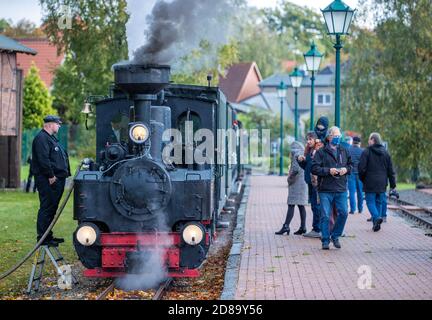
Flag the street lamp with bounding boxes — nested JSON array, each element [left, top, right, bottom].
[[277, 81, 287, 176], [321, 0, 356, 127], [304, 42, 323, 131], [289, 68, 303, 141]]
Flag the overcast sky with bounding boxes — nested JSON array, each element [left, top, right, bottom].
[[0, 0, 359, 24]]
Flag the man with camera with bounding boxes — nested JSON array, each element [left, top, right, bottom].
[[312, 127, 353, 250], [358, 133, 397, 231]]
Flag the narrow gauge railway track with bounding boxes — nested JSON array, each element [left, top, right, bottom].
[[96, 278, 173, 300], [96, 282, 116, 300], [388, 196, 432, 230]]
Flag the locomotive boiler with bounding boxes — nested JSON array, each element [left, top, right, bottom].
[[73, 63, 244, 278]]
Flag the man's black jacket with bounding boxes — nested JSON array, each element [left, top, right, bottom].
[[311, 144, 352, 193], [358, 144, 396, 193], [31, 129, 71, 179]]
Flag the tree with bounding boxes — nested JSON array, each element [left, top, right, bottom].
[[40, 0, 130, 125], [2, 19, 45, 38], [0, 19, 12, 33], [23, 64, 55, 130], [237, 109, 293, 145], [171, 41, 239, 86], [346, 0, 432, 181], [261, 1, 335, 69], [233, 8, 291, 78], [229, 1, 337, 79]]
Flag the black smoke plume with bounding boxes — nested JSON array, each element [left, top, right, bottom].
[[132, 0, 233, 65]]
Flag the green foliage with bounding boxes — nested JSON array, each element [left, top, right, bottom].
[[263, 1, 334, 57], [0, 18, 12, 33], [171, 41, 239, 86], [346, 0, 432, 181], [238, 109, 293, 160], [238, 109, 292, 140], [233, 8, 289, 78], [23, 64, 55, 130], [40, 0, 130, 125], [228, 1, 337, 79], [1, 18, 45, 38]]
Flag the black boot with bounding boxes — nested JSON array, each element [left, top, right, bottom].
[[275, 224, 290, 235], [294, 228, 307, 235]]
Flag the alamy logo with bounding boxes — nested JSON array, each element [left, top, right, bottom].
[[57, 5, 73, 30], [357, 265, 373, 290], [57, 265, 72, 290]]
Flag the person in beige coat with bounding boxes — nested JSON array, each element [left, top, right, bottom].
[[275, 141, 309, 236]]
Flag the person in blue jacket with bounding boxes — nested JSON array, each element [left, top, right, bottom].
[[348, 137, 364, 214]]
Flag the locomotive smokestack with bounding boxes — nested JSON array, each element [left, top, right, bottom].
[[113, 63, 171, 125]]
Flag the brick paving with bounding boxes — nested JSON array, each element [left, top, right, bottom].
[[235, 175, 432, 300]]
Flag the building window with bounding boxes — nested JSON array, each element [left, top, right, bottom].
[[316, 93, 332, 106]]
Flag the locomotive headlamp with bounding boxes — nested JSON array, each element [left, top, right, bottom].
[[129, 123, 150, 144], [76, 224, 99, 246], [181, 223, 205, 246]]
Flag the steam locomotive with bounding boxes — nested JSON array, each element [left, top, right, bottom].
[[73, 63, 245, 278]]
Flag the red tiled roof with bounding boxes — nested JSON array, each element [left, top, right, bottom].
[[219, 62, 263, 103], [281, 60, 296, 72], [16, 38, 64, 89]]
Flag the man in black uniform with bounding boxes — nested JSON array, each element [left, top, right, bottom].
[[31, 115, 71, 246]]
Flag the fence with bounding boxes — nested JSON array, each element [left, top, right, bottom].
[[21, 125, 69, 165]]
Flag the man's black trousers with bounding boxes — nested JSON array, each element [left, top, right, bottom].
[[35, 175, 66, 241]]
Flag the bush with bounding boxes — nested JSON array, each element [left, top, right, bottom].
[[23, 64, 56, 129]]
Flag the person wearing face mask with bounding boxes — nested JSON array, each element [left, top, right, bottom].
[[314, 116, 329, 143], [358, 133, 397, 231], [312, 126, 352, 250], [297, 132, 321, 238], [31, 115, 71, 246]]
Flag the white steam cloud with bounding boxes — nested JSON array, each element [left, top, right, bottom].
[[115, 208, 173, 291]]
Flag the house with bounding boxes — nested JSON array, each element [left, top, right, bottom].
[[0, 35, 37, 188], [259, 65, 339, 123], [16, 38, 64, 89], [219, 62, 271, 113]]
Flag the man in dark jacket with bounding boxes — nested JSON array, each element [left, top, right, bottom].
[[312, 126, 352, 250], [32, 115, 71, 246], [348, 137, 364, 214], [358, 132, 396, 231]]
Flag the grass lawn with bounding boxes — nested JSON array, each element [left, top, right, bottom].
[[21, 157, 82, 182], [0, 189, 78, 297], [397, 183, 416, 191]]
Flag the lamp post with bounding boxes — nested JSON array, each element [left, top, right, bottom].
[[321, 0, 356, 127], [277, 81, 287, 176], [304, 42, 323, 131], [289, 68, 303, 141]]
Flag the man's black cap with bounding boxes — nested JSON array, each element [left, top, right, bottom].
[[44, 115, 62, 124], [353, 136, 361, 143]]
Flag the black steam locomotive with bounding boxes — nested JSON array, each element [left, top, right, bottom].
[[73, 63, 245, 278]]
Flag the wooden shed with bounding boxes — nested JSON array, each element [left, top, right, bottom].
[[0, 35, 37, 189]]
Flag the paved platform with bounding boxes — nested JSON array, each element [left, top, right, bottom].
[[420, 189, 432, 196], [235, 176, 432, 300]]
